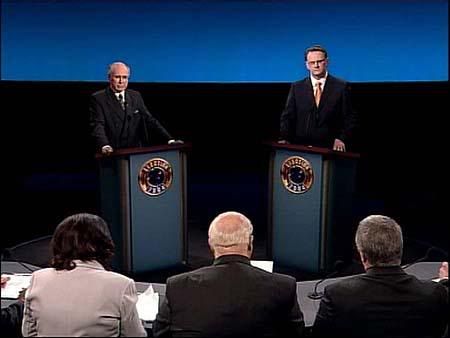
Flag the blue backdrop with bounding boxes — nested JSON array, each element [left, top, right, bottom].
[[1, 0, 448, 82]]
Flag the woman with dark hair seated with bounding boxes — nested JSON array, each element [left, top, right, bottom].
[[21, 213, 146, 337]]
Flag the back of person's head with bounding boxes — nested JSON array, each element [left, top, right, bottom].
[[51, 213, 115, 271], [208, 211, 253, 258], [304, 44, 328, 60], [355, 215, 403, 267]]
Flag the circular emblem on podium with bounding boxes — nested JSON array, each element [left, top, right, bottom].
[[280, 156, 314, 194], [139, 158, 173, 196]]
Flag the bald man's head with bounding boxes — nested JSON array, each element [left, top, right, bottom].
[[107, 62, 130, 93], [208, 212, 253, 258]]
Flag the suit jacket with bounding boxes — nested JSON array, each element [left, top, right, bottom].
[[280, 75, 357, 148], [312, 266, 448, 338], [90, 87, 172, 151], [22, 260, 146, 337], [1, 301, 23, 337], [153, 255, 305, 338]]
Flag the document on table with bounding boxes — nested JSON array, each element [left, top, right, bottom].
[[1, 273, 32, 299], [136, 284, 159, 321]]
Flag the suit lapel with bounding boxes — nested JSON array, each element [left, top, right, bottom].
[[305, 78, 316, 109], [106, 87, 126, 122], [123, 90, 132, 115], [317, 75, 334, 111]]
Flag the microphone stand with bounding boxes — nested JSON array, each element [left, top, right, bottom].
[[134, 106, 150, 146], [308, 272, 338, 300], [401, 246, 437, 270], [308, 261, 345, 300], [140, 112, 150, 146], [1, 248, 38, 273]]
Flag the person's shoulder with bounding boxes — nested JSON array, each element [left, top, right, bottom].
[[30, 267, 54, 278], [28, 267, 59, 287], [94, 269, 134, 284], [292, 77, 309, 87], [269, 271, 297, 286], [416, 277, 448, 295], [438, 278, 448, 288], [397, 275, 448, 306], [324, 274, 366, 295], [246, 266, 297, 286], [91, 88, 108, 98], [327, 74, 349, 86], [166, 265, 213, 285], [126, 88, 142, 97], [85, 269, 137, 294]]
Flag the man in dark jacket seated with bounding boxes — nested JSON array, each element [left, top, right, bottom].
[[312, 215, 448, 338], [153, 211, 305, 338], [1, 276, 24, 337]]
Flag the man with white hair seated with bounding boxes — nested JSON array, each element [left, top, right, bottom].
[[153, 211, 305, 338]]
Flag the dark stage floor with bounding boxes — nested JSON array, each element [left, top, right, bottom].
[[4, 169, 447, 283]]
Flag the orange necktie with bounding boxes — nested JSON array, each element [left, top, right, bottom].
[[315, 82, 322, 107]]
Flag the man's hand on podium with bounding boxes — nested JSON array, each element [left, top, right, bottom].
[[101, 145, 114, 155], [439, 262, 448, 280], [277, 139, 290, 145], [168, 139, 184, 145], [333, 139, 346, 152]]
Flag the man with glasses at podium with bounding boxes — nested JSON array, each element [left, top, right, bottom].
[[279, 45, 358, 152]]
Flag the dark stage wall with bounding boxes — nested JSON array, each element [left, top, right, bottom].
[[2, 81, 447, 254]]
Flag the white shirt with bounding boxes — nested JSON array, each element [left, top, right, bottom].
[[115, 91, 125, 102]]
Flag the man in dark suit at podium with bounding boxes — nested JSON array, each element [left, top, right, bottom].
[[279, 45, 357, 152], [153, 211, 305, 338], [90, 61, 180, 155], [312, 215, 448, 338]]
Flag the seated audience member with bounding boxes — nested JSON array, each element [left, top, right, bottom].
[[439, 261, 449, 338], [438, 261, 448, 286], [312, 215, 448, 338], [153, 211, 305, 338], [1, 276, 24, 337], [21, 213, 146, 337]]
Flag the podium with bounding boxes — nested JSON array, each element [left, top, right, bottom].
[[267, 142, 359, 273], [96, 143, 190, 274]]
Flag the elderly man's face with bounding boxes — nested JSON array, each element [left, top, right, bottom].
[[109, 64, 129, 93]]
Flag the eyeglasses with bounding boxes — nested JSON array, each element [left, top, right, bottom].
[[307, 59, 326, 66]]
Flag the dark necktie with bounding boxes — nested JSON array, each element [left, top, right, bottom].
[[118, 94, 125, 110]]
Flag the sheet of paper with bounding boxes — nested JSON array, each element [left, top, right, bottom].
[[1, 273, 32, 299], [136, 284, 159, 321], [250, 260, 274, 272]]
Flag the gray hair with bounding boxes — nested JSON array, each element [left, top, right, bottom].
[[107, 61, 130, 78], [355, 215, 403, 266], [208, 211, 253, 248]]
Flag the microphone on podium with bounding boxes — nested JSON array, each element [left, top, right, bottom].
[[1, 248, 36, 273], [401, 246, 442, 270], [308, 260, 345, 300]]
